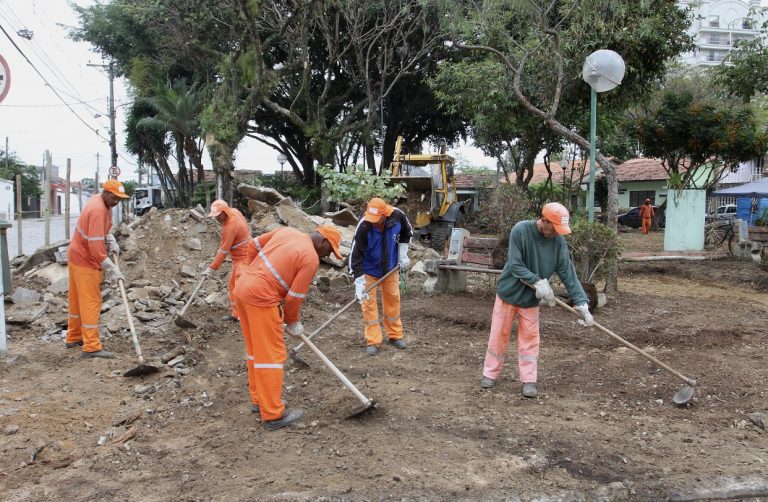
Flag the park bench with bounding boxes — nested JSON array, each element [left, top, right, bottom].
[[423, 229, 505, 293]]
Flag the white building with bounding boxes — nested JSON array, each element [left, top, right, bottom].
[[678, 0, 765, 66], [0, 178, 14, 220]]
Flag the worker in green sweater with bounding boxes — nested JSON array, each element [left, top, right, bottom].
[[480, 202, 593, 398]]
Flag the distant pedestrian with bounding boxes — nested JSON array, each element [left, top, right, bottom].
[[65, 179, 129, 358], [639, 199, 655, 235]]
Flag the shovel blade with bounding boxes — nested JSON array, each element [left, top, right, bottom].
[[345, 400, 377, 419], [123, 364, 160, 377], [174, 316, 197, 329], [289, 349, 311, 369], [673, 385, 695, 405]]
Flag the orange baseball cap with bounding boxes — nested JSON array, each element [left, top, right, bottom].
[[541, 202, 571, 235], [316, 225, 342, 259], [208, 199, 230, 218], [363, 198, 394, 223], [102, 179, 130, 199]]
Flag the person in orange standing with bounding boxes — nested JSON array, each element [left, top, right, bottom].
[[348, 197, 413, 355], [639, 198, 655, 235], [203, 199, 251, 322], [65, 179, 129, 358], [234, 225, 342, 431]]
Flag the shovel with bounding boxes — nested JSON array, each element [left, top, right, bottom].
[[289, 266, 400, 368], [174, 274, 207, 329], [295, 331, 377, 418], [111, 255, 159, 377], [527, 281, 696, 404]]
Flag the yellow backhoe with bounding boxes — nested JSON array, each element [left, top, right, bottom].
[[389, 136, 466, 252]]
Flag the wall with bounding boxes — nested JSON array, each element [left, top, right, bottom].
[[664, 189, 707, 251], [617, 180, 667, 210], [0, 179, 14, 220]]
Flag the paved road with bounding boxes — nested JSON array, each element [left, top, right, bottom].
[[5, 215, 80, 258]]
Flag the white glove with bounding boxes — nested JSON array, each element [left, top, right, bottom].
[[533, 278, 555, 306], [398, 243, 410, 269], [202, 267, 215, 278], [285, 322, 304, 337], [106, 234, 120, 256], [354, 276, 369, 303], [101, 257, 124, 284], [574, 304, 594, 327]]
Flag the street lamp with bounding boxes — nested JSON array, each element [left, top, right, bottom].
[[560, 157, 568, 206], [277, 153, 288, 175], [582, 49, 625, 222]]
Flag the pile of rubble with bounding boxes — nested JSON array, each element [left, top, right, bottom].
[[6, 184, 438, 358]]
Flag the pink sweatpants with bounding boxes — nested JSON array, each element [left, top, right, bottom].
[[482, 295, 540, 383]]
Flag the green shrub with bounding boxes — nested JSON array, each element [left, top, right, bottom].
[[474, 184, 536, 241], [317, 165, 405, 213], [566, 218, 623, 283]]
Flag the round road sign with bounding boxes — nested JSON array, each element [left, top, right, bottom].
[[0, 54, 11, 104], [109, 166, 121, 177]]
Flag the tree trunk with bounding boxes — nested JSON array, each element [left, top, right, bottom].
[[208, 141, 235, 204]]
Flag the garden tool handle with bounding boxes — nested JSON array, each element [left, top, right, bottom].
[[522, 280, 696, 387], [296, 331, 372, 407], [290, 266, 400, 353], [179, 275, 207, 317], [111, 254, 145, 364]]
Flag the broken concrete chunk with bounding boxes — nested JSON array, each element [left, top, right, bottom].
[[134, 384, 154, 395], [180, 264, 197, 279], [316, 272, 350, 293], [161, 346, 186, 363], [248, 199, 270, 214], [127, 288, 150, 302], [183, 237, 202, 251], [47, 277, 69, 295], [409, 261, 427, 276], [166, 355, 186, 367], [204, 291, 229, 308], [749, 412, 766, 430], [277, 197, 295, 207], [236, 184, 284, 205], [4, 425, 20, 435], [326, 208, 359, 227], [11, 287, 41, 304], [134, 312, 158, 322], [189, 208, 205, 222], [6, 303, 49, 324], [276, 205, 317, 234]]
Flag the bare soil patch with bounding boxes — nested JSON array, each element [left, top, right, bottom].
[[1, 213, 767, 501]]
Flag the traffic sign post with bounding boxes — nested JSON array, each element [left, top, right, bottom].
[[109, 166, 120, 178], [0, 53, 11, 104]]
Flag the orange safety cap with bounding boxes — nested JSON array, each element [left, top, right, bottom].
[[541, 202, 571, 236], [103, 179, 130, 199], [316, 225, 343, 259], [363, 197, 394, 223], [208, 199, 230, 218]]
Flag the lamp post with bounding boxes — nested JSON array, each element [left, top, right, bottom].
[[582, 49, 625, 223], [560, 157, 568, 206], [277, 153, 288, 176]]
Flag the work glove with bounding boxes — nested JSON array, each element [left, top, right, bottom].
[[285, 322, 304, 338], [354, 276, 369, 303], [202, 267, 215, 278], [100, 258, 124, 284], [106, 234, 120, 256], [398, 243, 410, 269], [574, 304, 594, 327], [533, 278, 555, 307]]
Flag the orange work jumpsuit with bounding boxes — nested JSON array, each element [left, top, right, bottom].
[[66, 195, 112, 353], [209, 207, 251, 319], [639, 203, 655, 235], [234, 228, 319, 421]]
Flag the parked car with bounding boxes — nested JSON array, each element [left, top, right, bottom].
[[617, 206, 665, 229], [705, 204, 737, 223]]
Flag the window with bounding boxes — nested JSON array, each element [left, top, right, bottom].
[[742, 19, 754, 30], [630, 191, 655, 207], [708, 15, 720, 28]]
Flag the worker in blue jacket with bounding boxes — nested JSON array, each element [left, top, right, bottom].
[[348, 197, 413, 355]]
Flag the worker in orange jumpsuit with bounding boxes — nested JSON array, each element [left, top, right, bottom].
[[203, 199, 251, 322], [639, 198, 655, 235], [65, 179, 129, 358], [349, 197, 413, 355], [234, 225, 342, 431]]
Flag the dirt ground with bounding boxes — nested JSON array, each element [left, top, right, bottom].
[[1, 223, 767, 501]]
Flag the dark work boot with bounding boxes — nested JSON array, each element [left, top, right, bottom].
[[65, 340, 84, 348], [388, 338, 407, 349], [365, 345, 379, 356], [522, 383, 538, 398], [264, 409, 304, 431], [480, 376, 496, 389]]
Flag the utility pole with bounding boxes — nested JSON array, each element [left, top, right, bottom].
[[95, 153, 100, 190], [65, 159, 71, 240], [87, 62, 117, 176], [44, 150, 51, 247]]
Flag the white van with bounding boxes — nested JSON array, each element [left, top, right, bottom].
[[706, 204, 737, 223]]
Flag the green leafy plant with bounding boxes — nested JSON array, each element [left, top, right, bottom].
[[474, 184, 535, 243], [566, 219, 623, 284], [317, 165, 405, 213]]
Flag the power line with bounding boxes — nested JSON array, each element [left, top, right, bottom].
[[0, 98, 103, 108]]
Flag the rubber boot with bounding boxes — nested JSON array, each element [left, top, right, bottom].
[[522, 382, 538, 398], [81, 350, 115, 359], [480, 376, 496, 389], [264, 409, 304, 431]]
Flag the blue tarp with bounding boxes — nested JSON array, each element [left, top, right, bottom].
[[712, 178, 768, 225]]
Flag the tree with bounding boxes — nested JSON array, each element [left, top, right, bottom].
[[438, 0, 694, 232], [0, 151, 42, 200], [714, 19, 768, 102]]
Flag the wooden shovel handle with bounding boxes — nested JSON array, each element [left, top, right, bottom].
[[111, 254, 145, 364]]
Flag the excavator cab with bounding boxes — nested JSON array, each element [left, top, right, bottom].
[[389, 136, 465, 252]]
